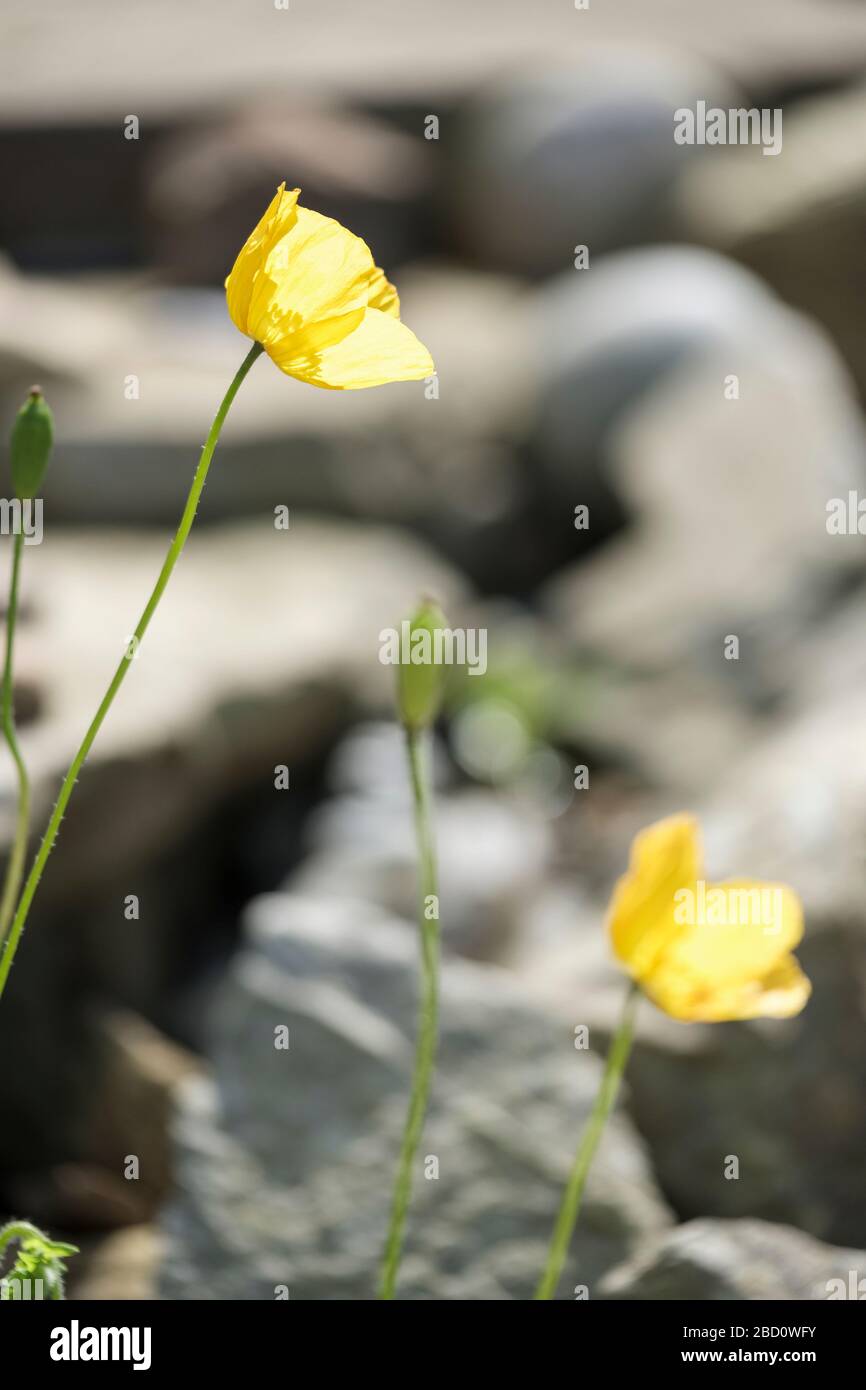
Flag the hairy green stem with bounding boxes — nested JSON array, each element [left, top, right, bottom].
[[0, 1220, 43, 1253], [0, 342, 263, 1003], [534, 984, 640, 1300], [0, 532, 30, 946], [378, 726, 440, 1300]]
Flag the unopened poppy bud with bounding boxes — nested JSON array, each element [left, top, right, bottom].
[[397, 598, 448, 732], [10, 387, 53, 500]]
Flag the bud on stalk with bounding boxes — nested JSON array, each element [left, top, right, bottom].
[[10, 387, 53, 500], [397, 598, 448, 732]]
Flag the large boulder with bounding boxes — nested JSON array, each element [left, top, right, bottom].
[[544, 254, 866, 668], [600, 1219, 866, 1301], [0, 260, 550, 588], [540, 256, 866, 791], [5, 0, 866, 131], [446, 56, 737, 275], [529, 246, 866, 586], [143, 104, 431, 285], [676, 82, 866, 406], [0, 519, 462, 1178], [291, 721, 553, 959], [159, 894, 671, 1299]]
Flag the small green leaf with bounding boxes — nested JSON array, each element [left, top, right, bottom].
[[0, 1222, 78, 1300]]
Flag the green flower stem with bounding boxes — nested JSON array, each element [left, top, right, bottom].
[[534, 983, 640, 1300], [0, 532, 31, 946], [0, 341, 263, 1004], [378, 725, 440, 1300]]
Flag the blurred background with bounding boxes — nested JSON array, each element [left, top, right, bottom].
[[1, 0, 865, 1300]]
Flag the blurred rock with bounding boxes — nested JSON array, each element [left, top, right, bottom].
[[4, 0, 866, 129], [292, 723, 553, 959], [600, 1219, 866, 1301], [541, 255, 866, 789], [530, 248, 789, 562], [70, 1225, 162, 1301], [159, 894, 671, 1299], [626, 924, 865, 1248], [0, 262, 551, 587], [677, 82, 866, 405], [4, 3, 866, 286], [552, 659, 761, 800], [448, 57, 737, 276], [144, 104, 432, 284], [703, 687, 866, 931], [0, 519, 462, 1176], [5, 1162, 148, 1232], [82, 1010, 201, 1214], [537, 248, 865, 610], [1, 520, 461, 908], [0, 257, 113, 407]]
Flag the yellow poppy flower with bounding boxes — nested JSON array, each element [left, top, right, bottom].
[[225, 184, 434, 390], [607, 814, 811, 1022]]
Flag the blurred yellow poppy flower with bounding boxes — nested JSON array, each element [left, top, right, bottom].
[[607, 814, 810, 1022], [225, 184, 434, 390]]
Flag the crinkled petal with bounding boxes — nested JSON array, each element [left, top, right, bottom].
[[607, 814, 701, 980], [270, 306, 434, 390], [645, 950, 811, 1022], [367, 267, 400, 318], [225, 184, 300, 337], [247, 206, 395, 351]]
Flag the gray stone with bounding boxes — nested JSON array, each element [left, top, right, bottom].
[[0, 520, 462, 913], [703, 688, 866, 931], [144, 104, 430, 285], [292, 723, 553, 959], [0, 519, 462, 1173], [449, 57, 737, 276], [0, 260, 547, 587], [68, 1225, 162, 1302], [529, 247, 866, 567], [8, 2, 866, 125], [600, 1219, 866, 1301], [544, 253, 866, 665], [540, 262, 866, 790], [676, 82, 866, 405], [159, 894, 671, 1299]]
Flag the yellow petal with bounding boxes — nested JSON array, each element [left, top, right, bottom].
[[644, 949, 811, 1022], [669, 880, 803, 975], [641, 879, 809, 1020], [225, 186, 433, 388], [246, 205, 396, 351], [367, 267, 401, 318], [225, 184, 300, 337], [271, 307, 434, 390], [607, 814, 701, 979]]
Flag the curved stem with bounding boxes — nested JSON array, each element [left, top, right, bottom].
[[0, 532, 30, 946], [0, 1220, 43, 1252], [0, 341, 263, 1004], [378, 725, 440, 1300], [534, 984, 640, 1300]]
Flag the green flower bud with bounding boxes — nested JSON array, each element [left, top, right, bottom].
[[10, 386, 53, 500], [397, 598, 448, 732]]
